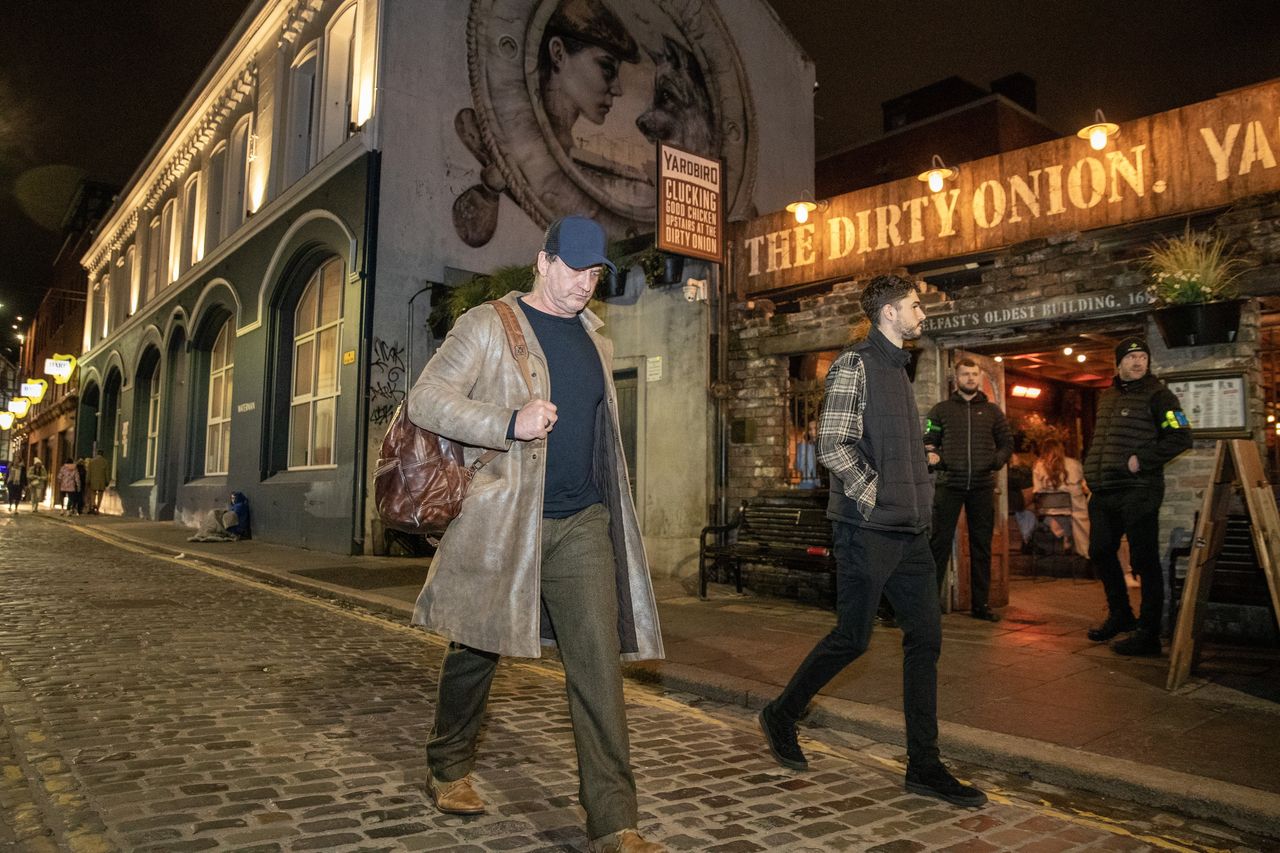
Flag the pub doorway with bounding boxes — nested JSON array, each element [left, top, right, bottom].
[[942, 325, 1138, 616]]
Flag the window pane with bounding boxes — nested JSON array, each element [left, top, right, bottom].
[[220, 423, 231, 474], [222, 367, 234, 419], [206, 424, 219, 474], [293, 338, 314, 397], [290, 402, 311, 468], [319, 260, 343, 324], [296, 275, 318, 334], [210, 374, 224, 421], [312, 397, 335, 466], [315, 327, 338, 396]]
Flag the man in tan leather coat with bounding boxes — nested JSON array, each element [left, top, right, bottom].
[[407, 215, 665, 853]]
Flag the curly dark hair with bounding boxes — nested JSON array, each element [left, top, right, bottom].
[[859, 274, 918, 325]]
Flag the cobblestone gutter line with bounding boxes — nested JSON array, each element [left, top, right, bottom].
[[0, 658, 118, 852]]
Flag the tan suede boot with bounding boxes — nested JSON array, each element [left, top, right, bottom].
[[427, 774, 485, 815], [588, 828, 666, 852]]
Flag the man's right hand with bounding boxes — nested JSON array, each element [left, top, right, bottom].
[[514, 399, 558, 440], [927, 451, 941, 467]]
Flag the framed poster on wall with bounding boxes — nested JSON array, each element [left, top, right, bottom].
[[1163, 370, 1250, 438]]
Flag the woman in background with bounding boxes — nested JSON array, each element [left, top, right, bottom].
[[1032, 438, 1090, 558]]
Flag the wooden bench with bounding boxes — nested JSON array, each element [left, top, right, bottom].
[[699, 493, 835, 599]]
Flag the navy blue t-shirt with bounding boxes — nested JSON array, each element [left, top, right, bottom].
[[517, 299, 604, 518]]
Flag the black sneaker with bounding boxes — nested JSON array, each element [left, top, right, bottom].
[[905, 762, 988, 807], [1087, 612, 1137, 642], [758, 703, 808, 771], [970, 607, 1001, 623], [1111, 628, 1162, 656]]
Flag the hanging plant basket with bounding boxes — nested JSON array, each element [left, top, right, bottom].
[[1151, 299, 1243, 347]]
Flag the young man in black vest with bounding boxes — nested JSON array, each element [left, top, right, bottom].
[[758, 274, 987, 808], [925, 359, 1014, 621], [1083, 337, 1192, 656]]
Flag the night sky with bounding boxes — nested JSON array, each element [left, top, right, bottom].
[[3, 0, 1280, 340]]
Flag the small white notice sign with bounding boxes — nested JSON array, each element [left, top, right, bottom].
[[646, 356, 663, 383]]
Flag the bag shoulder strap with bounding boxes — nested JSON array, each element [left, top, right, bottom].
[[488, 299, 536, 398]]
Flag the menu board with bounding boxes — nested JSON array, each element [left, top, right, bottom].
[[1165, 373, 1248, 434]]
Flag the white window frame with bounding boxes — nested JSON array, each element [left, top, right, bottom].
[[100, 274, 111, 338], [205, 320, 234, 476], [144, 371, 161, 480], [287, 257, 344, 470], [126, 244, 139, 316], [206, 142, 227, 250], [145, 215, 161, 303], [181, 171, 203, 269], [318, 3, 358, 159], [160, 199, 178, 285], [225, 116, 252, 237], [284, 41, 320, 186]]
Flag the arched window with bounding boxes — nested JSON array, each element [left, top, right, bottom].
[[134, 350, 163, 480], [319, 3, 357, 158], [206, 143, 227, 249], [100, 275, 111, 338], [284, 42, 319, 186], [205, 320, 235, 475], [145, 215, 161, 303], [226, 117, 251, 235], [160, 199, 178, 285], [289, 257, 343, 468], [126, 244, 139, 315], [182, 172, 202, 269]]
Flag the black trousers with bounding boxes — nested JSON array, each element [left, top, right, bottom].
[[930, 484, 995, 611], [1088, 486, 1164, 633], [774, 522, 942, 767]]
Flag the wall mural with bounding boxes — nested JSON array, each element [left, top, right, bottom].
[[455, 0, 757, 246]]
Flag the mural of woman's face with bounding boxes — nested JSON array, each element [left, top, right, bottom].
[[548, 36, 622, 126]]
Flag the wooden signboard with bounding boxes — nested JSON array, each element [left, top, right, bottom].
[[657, 142, 724, 263], [1166, 440, 1280, 690], [733, 78, 1280, 295]]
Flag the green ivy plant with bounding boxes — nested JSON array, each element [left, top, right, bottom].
[[1144, 229, 1244, 305]]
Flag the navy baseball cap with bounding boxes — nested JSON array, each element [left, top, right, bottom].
[[543, 215, 617, 274]]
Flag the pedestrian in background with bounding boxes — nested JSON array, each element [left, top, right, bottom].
[[1084, 338, 1192, 656], [408, 215, 666, 853], [758, 274, 987, 808], [28, 457, 48, 513], [6, 459, 26, 512], [1031, 438, 1090, 558], [58, 459, 81, 516], [924, 358, 1014, 621], [74, 458, 89, 514], [86, 450, 110, 514]]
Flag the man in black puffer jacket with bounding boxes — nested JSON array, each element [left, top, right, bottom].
[[924, 359, 1014, 621], [1084, 337, 1192, 656]]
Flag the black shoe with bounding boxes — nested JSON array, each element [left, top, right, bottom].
[[1087, 612, 1137, 642], [758, 703, 808, 771], [970, 607, 1001, 623], [905, 762, 988, 807], [1111, 629, 1162, 657]]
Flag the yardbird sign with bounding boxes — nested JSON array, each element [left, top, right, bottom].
[[734, 79, 1280, 295]]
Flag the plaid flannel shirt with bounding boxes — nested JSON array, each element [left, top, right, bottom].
[[816, 349, 877, 521]]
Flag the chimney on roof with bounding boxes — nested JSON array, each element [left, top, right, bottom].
[[990, 73, 1037, 113]]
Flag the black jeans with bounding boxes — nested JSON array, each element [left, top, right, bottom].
[[774, 522, 942, 767], [930, 484, 995, 610], [1088, 486, 1164, 633]]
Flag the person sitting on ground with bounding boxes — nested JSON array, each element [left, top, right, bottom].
[[188, 492, 252, 542], [1032, 438, 1090, 557]]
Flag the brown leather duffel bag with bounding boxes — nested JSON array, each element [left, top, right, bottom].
[[374, 300, 534, 536]]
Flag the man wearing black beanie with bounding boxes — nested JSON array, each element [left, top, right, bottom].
[[1082, 336, 1192, 655]]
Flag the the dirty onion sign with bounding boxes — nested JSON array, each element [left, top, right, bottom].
[[734, 79, 1280, 294], [657, 142, 724, 264]]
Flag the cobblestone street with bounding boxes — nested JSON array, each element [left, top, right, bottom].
[[0, 514, 1271, 852]]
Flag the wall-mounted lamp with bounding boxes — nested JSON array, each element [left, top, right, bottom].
[[785, 191, 827, 224], [1011, 384, 1042, 399], [917, 155, 958, 193], [1077, 109, 1119, 151]]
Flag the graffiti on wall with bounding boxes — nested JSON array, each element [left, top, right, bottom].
[[369, 338, 406, 426], [454, 0, 757, 246]]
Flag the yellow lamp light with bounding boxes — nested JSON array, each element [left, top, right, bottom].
[[1077, 109, 1119, 151], [917, 155, 958, 193], [7, 398, 31, 418], [0, 412, 13, 430], [784, 192, 826, 224], [20, 379, 48, 404]]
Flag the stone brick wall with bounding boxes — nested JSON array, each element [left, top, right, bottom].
[[723, 191, 1280, 609]]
